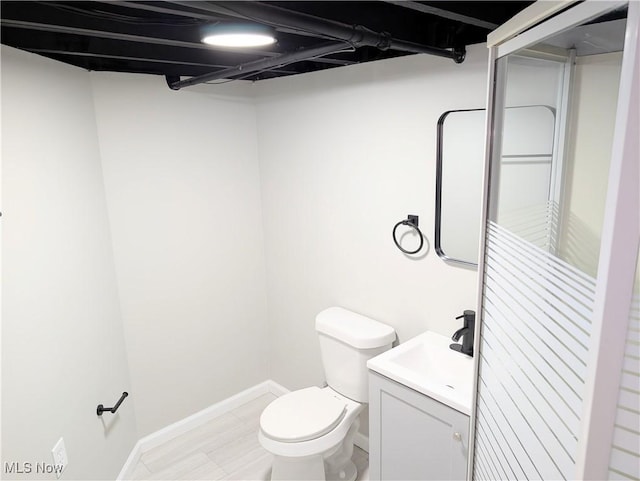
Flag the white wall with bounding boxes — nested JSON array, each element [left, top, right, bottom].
[[1, 47, 137, 479], [255, 45, 487, 394], [2, 41, 489, 470], [90, 74, 269, 436]]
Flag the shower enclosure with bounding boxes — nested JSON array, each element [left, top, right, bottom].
[[472, 1, 639, 480]]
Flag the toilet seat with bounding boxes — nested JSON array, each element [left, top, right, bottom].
[[260, 387, 347, 442]]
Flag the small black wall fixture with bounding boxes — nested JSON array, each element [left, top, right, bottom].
[[392, 215, 425, 255], [97, 392, 128, 416]]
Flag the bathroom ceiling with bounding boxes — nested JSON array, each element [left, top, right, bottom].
[[0, 1, 533, 89]]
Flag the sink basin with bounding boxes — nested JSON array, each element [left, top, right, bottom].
[[367, 330, 474, 415]]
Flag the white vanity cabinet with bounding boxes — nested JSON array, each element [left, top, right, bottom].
[[368, 371, 470, 481]]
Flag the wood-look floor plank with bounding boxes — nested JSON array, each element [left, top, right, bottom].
[[141, 413, 245, 472], [129, 392, 369, 481], [217, 444, 270, 475], [146, 452, 222, 480], [223, 451, 273, 481], [205, 430, 261, 466]]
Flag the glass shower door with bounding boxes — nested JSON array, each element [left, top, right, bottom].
[[473, 2, 639, 480]]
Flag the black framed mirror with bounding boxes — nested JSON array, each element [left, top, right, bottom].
[[435, 108, 485, 267]]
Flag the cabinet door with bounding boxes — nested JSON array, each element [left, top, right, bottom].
[[369, 372, 469, 481]]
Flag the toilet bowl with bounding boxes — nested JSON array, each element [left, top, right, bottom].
[[259, 386, 363, 481], [258, 307, 396, 481]]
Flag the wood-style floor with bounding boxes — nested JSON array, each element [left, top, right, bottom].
[[130, 393, 369, 480]]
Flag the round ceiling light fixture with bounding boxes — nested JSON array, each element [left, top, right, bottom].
[[201, 23, 276, 48]]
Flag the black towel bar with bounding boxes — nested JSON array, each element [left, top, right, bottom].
[[97, 392, 128, 416]]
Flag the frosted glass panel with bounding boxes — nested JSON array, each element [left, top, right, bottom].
[[476, 222, 594, 480], [608, 249, 640, 480]]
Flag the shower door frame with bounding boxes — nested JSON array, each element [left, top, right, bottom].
[[469, 1, 640, 479]]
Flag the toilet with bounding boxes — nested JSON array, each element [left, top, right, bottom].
[[259, 306, 396, 481]]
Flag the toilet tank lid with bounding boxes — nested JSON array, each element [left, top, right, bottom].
[[315, 307, 396, 349]]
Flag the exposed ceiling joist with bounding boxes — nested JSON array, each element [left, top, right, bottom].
[[384, 1, 499, 30], [0, 1, 534, 83], [21, 48, 299, 74], [104, 1, 333, 40], [166, 1, 464, 59], [168, 41, 350, 89], [0, 16, 354, 67], [164, 0, 464, 90], [0, 18, 273, 54]]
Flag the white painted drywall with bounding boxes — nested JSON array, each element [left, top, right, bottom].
[[2, 41, 491, 464], [1, 46, 137, 479], [254, 45, 488, 395], [560, 52, 623, 277], [90, 73, 269, 437]]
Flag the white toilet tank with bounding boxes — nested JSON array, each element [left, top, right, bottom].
[[315, 307, 396, 402]]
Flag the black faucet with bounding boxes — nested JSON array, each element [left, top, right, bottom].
[[450, 310, 475, 356]]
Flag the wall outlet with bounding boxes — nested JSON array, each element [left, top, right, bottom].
[[51, 438, 67, 479]]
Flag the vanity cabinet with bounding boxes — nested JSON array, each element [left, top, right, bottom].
[[369, 371, 470, 481]]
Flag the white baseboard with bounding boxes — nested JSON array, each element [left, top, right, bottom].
[[117, 440, 142, 481], [139, 381, 276, 452], [117, 379, 368, 479], [117, 380, 282, 480], [266, 379, 290, 397]]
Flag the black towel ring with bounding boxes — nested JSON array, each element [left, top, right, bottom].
[[393, 215, 424, 255]]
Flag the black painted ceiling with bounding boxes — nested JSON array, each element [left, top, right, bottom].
[[1, 1, 533, 89]]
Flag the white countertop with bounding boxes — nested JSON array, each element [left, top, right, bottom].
[[367, 330, 475, 415]]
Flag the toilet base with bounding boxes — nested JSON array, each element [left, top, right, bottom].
[[269, 455, 357, 481], [268, 418, 360, 481], [271, 454, 326, 481], [326, 460, 357, 481]]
